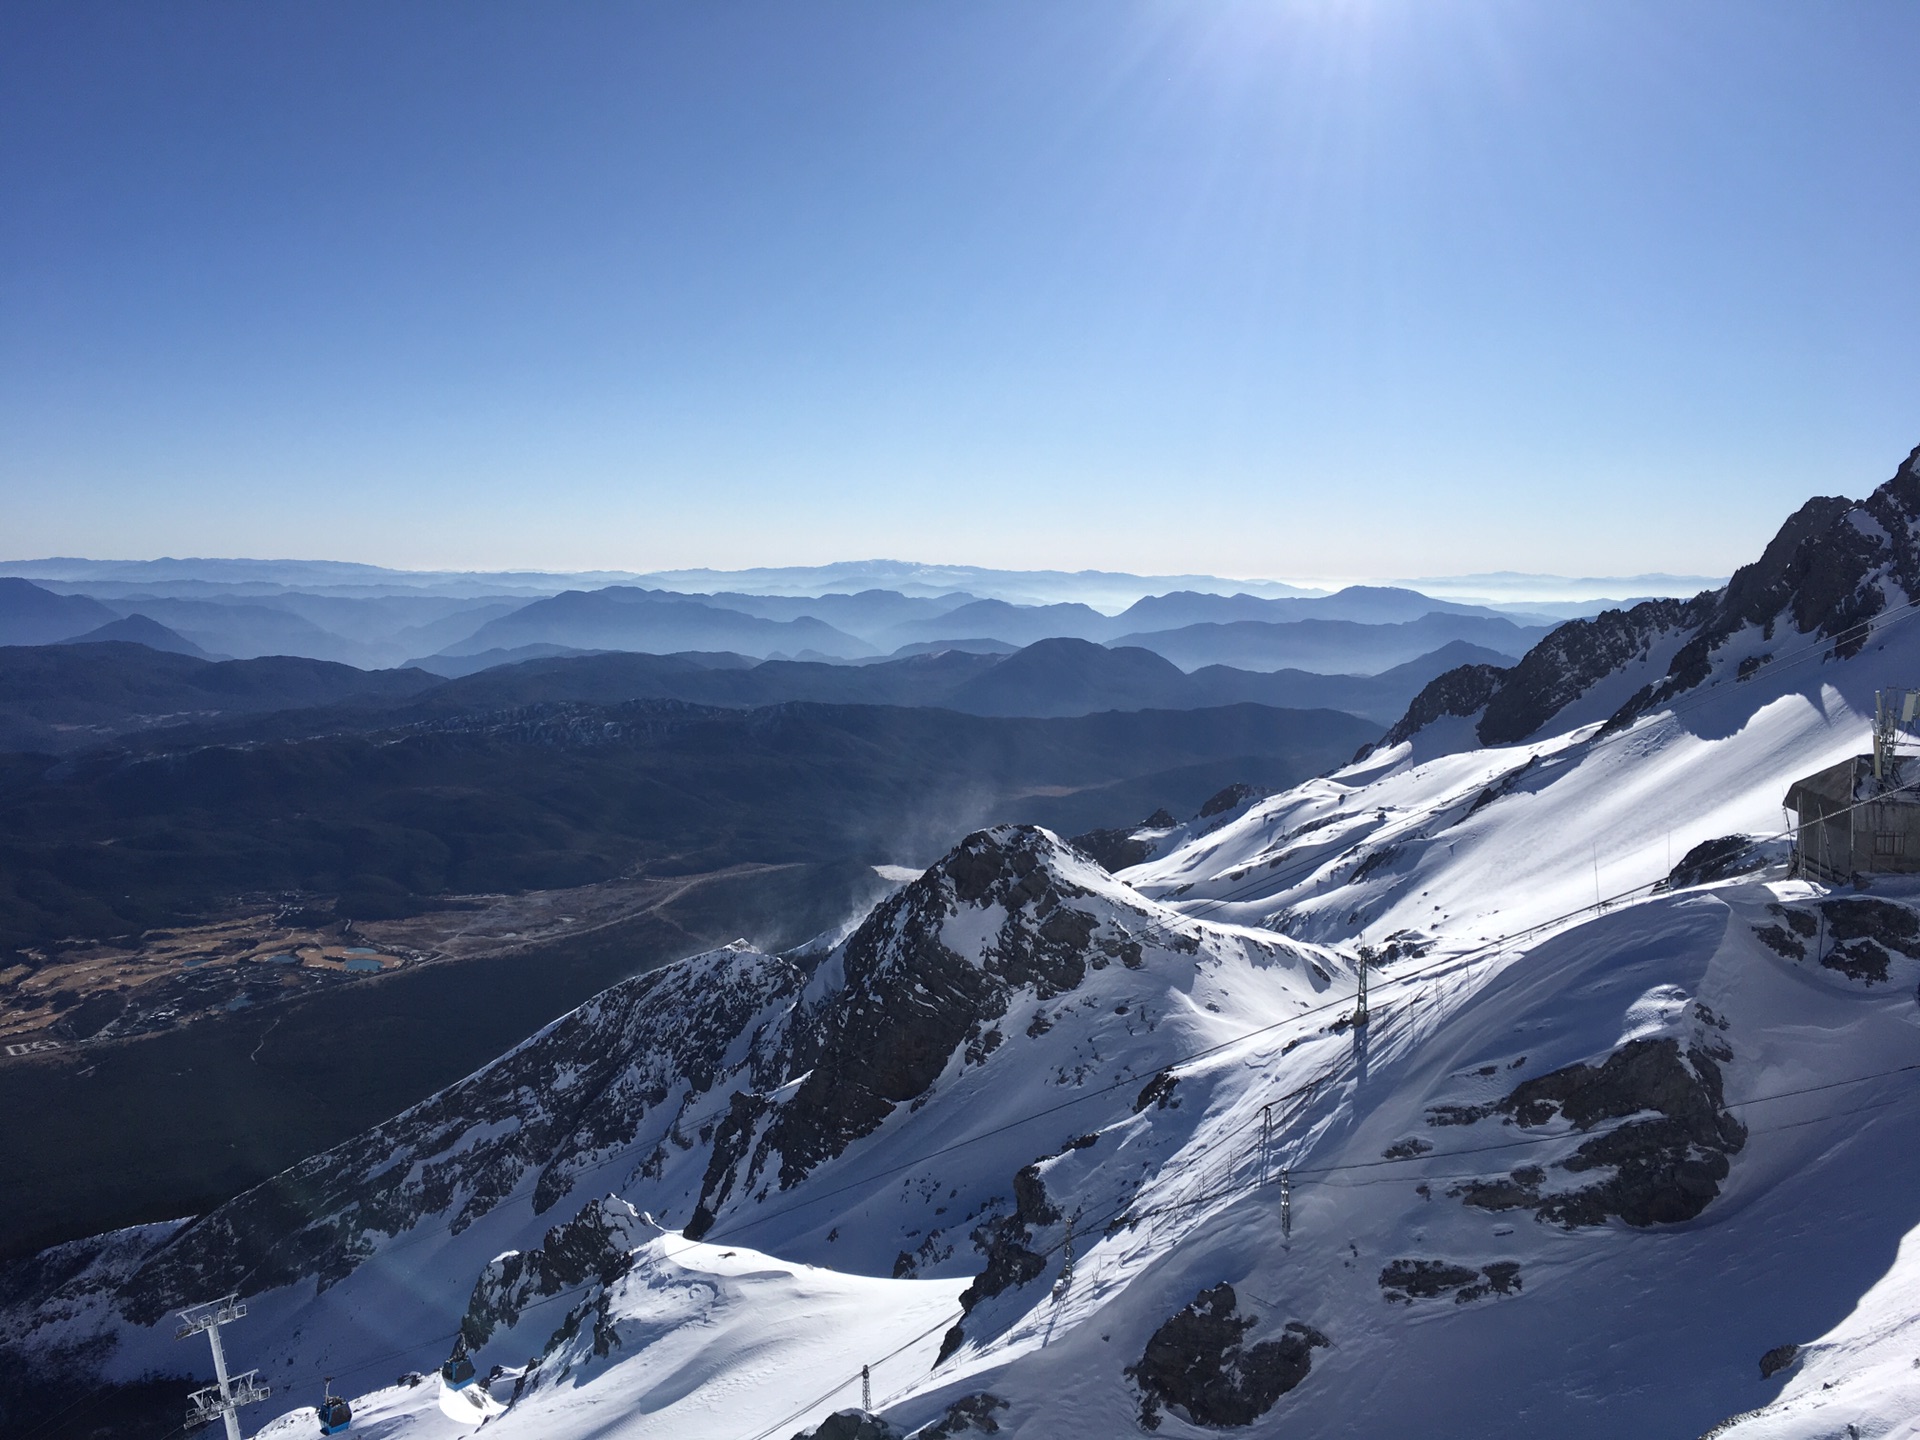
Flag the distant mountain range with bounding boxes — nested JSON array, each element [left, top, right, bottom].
[[0, 570, 1561, 674], [67, 614, 214, 658], [0, 633, 1515, 755], [0, 577, 118, 646]]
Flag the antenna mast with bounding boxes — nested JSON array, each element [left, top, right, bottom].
[[1872, 689, 1920, 787], [176, 1296, 269, 1440]]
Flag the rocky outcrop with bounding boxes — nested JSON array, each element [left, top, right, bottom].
[[1378, 664, 1509, 749], [123, 943, 800, 1321], [1070, 825, 1154, 872], [1480, 598, 1704, 746], [462, 1197, 651, 1348], [1440, 1038, 1747, 1227], [1196, 783, 1260, 820], [694, 827, 1156, 1232], [1751, 898, 1920, 983], [1653, 835, 1765, 893], [937, 1157, 1071, 1361], [1818, 897, 1920, 984], [791, 1411, 905, 1440], [1753, 903, 1819, 959], [1378, 1258, 1521, 1304], [1072, 791, 1259, 874], [908, 1394, 1009, 1437], [1126, 1284, 1328, 1429]]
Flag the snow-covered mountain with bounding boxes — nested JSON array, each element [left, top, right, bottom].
[[11, 447, 1920, 1440]]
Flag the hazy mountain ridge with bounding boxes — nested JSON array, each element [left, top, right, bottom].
[[2, 567, 1585, 676], [0, 633, 1503, 757], [68, 615, 214, 660], [0, 578, 118, 647]]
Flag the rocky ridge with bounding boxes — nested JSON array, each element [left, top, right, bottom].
[[1381, 443, 1920, 751]]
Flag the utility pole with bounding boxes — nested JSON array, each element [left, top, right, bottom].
[[1051, 1213, 1077, 1302], [1259, 1104, 1273, 1188], [1280, 1168, 1292, 1240], [1875, 690, 1890, 783], [861, 1364, 871, 1412], [1353, 953, 1370, 1028], [176, 1296, 269, 1440]]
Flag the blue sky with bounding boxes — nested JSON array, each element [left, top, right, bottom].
[[3, 2, 1917, 580]]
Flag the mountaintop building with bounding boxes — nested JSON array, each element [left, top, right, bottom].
[[1786, 689, 1920, 882]]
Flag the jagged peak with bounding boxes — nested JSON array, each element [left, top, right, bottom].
[[686, 823, 1226, 1234], [921, 823, 1107, 904], [1376, 442, 1920, 754]]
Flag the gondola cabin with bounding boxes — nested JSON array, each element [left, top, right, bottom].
[[441, 1336, 478, 1391], [317, 1379, 352, 1435]]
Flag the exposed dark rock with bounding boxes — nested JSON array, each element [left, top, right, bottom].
[[1377, 664, 1510, 749], [463, 1196, 648, 1347], [1775, 906, 1820, 939], [791, 1409, 906, 1440], [1126, 1283, 1328, 1429], [686, 1091, 772, 1239], [1655, 835, 1765, 893], [954, 1161, 1060, 1320], [1011, 1163, 1061, 1226], [1350, 845, 1401, 882], [1624, 454, 1920, 725], [1759, 1343, 1800, 1379], [1378, 1258, 1523, 1305], [1465, 758, 1537, 817], [1453, 1169, 1544, 1212], [1450, 1038, 1747, 1228], [1377, 1259, 1477, 1300], [1781, 898, 1920, 990], [1822, 939, 1891, 984], [1380, 1137, 1432, 1160], [1755, 903, 1820, 959], [1480, 1261, 1523, 1295], [908, 1393, 1009, 1437], [1134, 1070, 1181, 1113], [698, 828, 1120, 1218], [1482, 598, 1704, 746], [1818, 897, 1920, 951], [1376, 929, 1434, 962], [1070, 826, 1153, 872], [1198, 783, 1260, 819]]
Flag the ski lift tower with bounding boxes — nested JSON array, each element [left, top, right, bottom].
[[1873, 687, 1920, 785], [176, 1296, 270, 1440]]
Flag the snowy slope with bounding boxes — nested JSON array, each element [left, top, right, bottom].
[[12, 448, 1920, 1440]]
